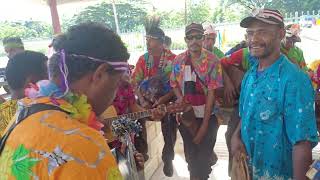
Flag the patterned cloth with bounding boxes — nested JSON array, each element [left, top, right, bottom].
[[281, 44, 307, 71], [112, 83, 136, 115], [170, 49, 223, 94], [239, 55, 318, 179], [0, 81, 122, 180], [0, 100, 17, 137], [213, 46, 225, 59], [132, 49, 176, 85], [221, 47, 256, 71], [309, 59, 320, 89]]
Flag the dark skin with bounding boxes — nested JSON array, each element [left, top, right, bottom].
[[135, 36, 174, 108], [173, 31, 216, 145], [203, 33, 217, 52], [59, 63, 151, 170], [231, 20, 312, 180]]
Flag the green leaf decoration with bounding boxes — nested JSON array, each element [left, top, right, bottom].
[[11, 144, 39, 180]]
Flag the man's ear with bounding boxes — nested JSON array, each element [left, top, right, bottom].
[[24, 76, 33, 88], [279, 28, 286, 40], [92, 63, 108, 83]]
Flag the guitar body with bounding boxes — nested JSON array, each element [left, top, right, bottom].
[[216, 65, 245, 108], [181, 107, 199, 137], [100, 105, 118, 143]]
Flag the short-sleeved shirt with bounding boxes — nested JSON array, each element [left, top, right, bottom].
[[281, 44, 307, 71], [132, 49, 176, 86], [112, 83, 136, 115], [239, 55, 318, 179], [0, 97, 122, 179], [221, 47, 256, 71], [309, 59, 320, 89], [213, 46, 225, 59], [170, 49, 223, 95]]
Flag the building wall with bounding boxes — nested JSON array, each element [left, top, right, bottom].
[[144, 121, 164, 180]]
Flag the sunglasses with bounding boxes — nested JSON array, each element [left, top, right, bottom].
[[186, 34, 204, 41]]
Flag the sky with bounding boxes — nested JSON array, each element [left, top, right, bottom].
[[0, 0, 218, 23]]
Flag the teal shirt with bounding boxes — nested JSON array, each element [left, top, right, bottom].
[[239, 55, 318, 179]]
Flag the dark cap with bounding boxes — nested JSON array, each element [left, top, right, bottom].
[[240, 9, 284, 28], [185, 23, 204, 35], [146, 27, 165, 42]]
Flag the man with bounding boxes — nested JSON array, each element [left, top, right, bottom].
[[0, 22, 148, 179], [0, 51, 48, 136], [164, 35, 172, 50], [132, 26, 177, 176], [1, 37, 25, 94], [281, 24, 307, 71], [170, 23, 223, 180], [2, 37, 24, 59], [231, 9, 318, 179], [225, 35, 248, 56], [203, 24, 225, 59]]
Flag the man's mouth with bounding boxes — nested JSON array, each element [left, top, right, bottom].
[[250, 44, 265, 50]]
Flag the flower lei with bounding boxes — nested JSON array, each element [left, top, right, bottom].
[[25, 80, 104, 132]]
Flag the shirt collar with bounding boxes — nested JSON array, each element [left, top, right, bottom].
[[249, 54, 286, 78]]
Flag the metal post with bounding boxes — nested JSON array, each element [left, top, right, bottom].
[[47, 0, 61, 34], [112, 0, 121, 34]]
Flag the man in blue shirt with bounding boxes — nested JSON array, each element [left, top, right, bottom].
[[231, 9, 318, 180]]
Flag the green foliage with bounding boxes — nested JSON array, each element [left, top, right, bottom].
[[187, 0, 212, 24], [0, 21, 52, 40], [157, 11, 185, 29], [69, 2, 148, 32], [226, 0, 320, 14]]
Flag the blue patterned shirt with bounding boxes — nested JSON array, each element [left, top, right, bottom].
[[239, 54, 318, 179]]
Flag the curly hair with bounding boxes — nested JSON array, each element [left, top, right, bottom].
[[5, 50, 47, 90], [49, 22, 130, 83]]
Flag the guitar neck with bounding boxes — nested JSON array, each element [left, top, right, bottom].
[[103, 107, 166, 127]]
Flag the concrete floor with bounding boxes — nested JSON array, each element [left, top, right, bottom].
[[150, 125, 320, 180], [150, 125, 231, 180]]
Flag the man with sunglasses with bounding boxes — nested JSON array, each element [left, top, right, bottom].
[[132, 26, 177, 177], [170, 23, 223, 180], [231, 9, 317, 179]]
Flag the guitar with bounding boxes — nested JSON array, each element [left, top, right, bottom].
[[215, 65, 245, 108], [101, 103, 184, 125]]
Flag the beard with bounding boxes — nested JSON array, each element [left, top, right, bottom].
[[249, 41, 276, 59]]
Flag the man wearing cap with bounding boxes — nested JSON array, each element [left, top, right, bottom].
[[231, 9, 318, 179], [132, 26, 177, 177], [2, 37, 24, 59], [281, 24, 307, 71], [170, 23, 223, 180], [203, 24, 225, 59], [1, 37, 25, 94]]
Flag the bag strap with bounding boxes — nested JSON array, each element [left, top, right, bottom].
[[186, 53, 208, 89], [0, 103, 67, 155]]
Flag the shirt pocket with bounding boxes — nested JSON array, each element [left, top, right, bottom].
[[254, 96, 280, 123]]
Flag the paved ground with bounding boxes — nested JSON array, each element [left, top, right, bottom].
[[151, 125, 230, 180], [150, 125, 320, 180]]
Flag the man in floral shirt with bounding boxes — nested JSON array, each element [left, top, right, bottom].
[[170, 23, 223, 180], [132, 26, 177, 177]]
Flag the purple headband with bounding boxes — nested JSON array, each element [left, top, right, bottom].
[[55, 50, 129, 97], [69, 54, 129, 71]]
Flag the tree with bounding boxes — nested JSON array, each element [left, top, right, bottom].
[[226, 0, 320, 14], [187, 0, 212, 24], [69, 2, 148, 32], [0, 21, 52, 40]]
